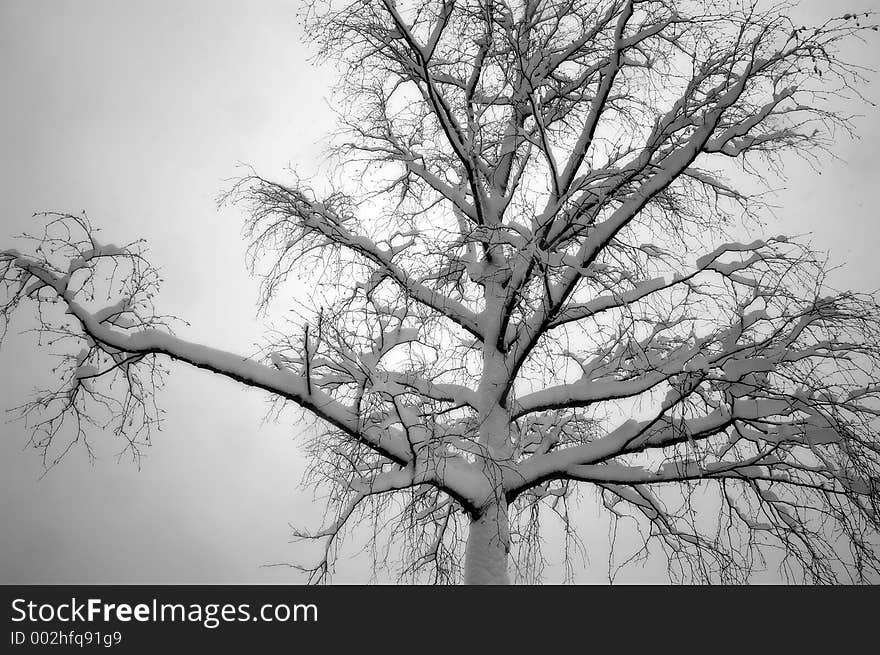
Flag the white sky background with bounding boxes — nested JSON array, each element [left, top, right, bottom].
[[0, 0, 878, 584]]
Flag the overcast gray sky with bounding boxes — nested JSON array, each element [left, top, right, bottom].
[[1, 0, 878, 584]]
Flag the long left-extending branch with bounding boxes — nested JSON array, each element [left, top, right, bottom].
[[0, 214, 488, 510]]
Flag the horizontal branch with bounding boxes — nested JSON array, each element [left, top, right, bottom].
[[2, 246, 491, 509]]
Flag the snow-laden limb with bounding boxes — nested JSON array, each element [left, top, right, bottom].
[[1, 214, 489, 513], [512, 289, 880, 480], [544, 238, 785, 331], [228, 174, 484, 340], [506, 285, 880, 581], [1, 213, 170, 468]]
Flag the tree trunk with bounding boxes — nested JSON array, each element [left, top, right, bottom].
[[463, 500, 510, 584]]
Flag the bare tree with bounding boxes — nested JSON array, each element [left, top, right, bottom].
[[3, 0, 880, 584]]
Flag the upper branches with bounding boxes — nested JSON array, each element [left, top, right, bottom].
[[228, 173, 484, 339], [302, 0, 874, 353]]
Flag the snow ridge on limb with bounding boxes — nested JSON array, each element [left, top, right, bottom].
[[507, 282, 880, 582], [0, 213, 489, 513]]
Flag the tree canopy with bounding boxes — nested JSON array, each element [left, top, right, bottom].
[[3, 0, 880, 584]]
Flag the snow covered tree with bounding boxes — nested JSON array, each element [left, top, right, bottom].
[[3, 0, 880, 584]]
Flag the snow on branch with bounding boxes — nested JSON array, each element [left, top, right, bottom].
[[227, 174, 484, 340], [1, 213, 489, 509]]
